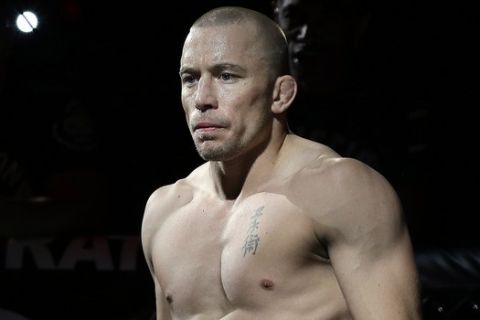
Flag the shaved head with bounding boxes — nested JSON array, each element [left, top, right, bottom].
[[191, 6, 289, 78]]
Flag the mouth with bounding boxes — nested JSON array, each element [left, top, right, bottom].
[[193, 122, 224, 132]]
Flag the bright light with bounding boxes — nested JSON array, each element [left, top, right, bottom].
[[16, 11, 39, 33]]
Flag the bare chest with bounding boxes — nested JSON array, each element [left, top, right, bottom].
[[151, 192, 326, 315]]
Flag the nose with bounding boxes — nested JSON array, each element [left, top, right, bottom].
[[194, 76, 217, 112]]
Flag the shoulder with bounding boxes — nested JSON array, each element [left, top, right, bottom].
[[141, 163, 208, 266], [326, 157, 400, 211], [143, 180, 189, 220], [142, 163, 208, 223], [288, 154, 403, 241], [292, 151, 398, 205], [141, 180, 191, 253]]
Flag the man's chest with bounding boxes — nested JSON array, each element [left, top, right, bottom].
[[151, 192, 324, 310]]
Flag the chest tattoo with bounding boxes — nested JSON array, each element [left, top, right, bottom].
[[242, 206, 265, 257]]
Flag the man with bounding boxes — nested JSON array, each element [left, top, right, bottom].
[[272, 0, 376, 161], [273, 0, 408, 185], [141, 6, 421, 320], [273, 0, 370, 98]]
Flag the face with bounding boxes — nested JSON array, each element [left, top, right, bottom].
[[275, 0, 367, 94], [179, 23, 275, 162]]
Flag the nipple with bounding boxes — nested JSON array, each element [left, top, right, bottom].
[[166, 295, 173, 304], [260, 279, 274, 290]]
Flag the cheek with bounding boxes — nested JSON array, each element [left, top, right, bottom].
[[219, 81, 271, 123], [180, 97, 193, 127], [181, 93, 193, 113], [224, 84, 267, 107]]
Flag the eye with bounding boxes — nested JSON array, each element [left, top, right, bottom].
[[219, 72, 235, 82], [181, 74, 196, 86], [220, 73, 232, 81]]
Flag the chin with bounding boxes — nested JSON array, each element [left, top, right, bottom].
[[198, 150, 230, 162], [196, 143, 240, 162], [196, 143, 229, 161]]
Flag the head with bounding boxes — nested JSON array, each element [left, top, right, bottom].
[[180, 6, 296, 161], [273, 0, 370, 95]]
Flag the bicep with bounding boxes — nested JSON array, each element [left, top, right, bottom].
[[142, 231, 172, 320], [330, 227, 420, 320], [141, 189, 173, 320], [141, 232, 171, 320], [321, 161, 421, 319], [154, 276, 172, 320]]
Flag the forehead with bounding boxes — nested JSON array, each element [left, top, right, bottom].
[[181, 23, 261, 67]]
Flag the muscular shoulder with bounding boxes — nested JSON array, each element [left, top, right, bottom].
[[141, 164, 208, 269], [143, 181, 188, 220], [141, 181, 190, 253], [287, 155, 403, 244], [142, 163, 208, 224]]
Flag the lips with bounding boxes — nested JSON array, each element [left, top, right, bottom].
[[193, 121, 224, 131]]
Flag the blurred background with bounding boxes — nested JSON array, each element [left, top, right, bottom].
[[0, 0, 478, 319]]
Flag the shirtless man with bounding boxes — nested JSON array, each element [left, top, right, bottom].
[[141, 6, 421, 320]]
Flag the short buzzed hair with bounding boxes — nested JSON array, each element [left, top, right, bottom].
[[192, 6, 289, 78]]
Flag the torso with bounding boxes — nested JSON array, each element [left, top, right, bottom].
[[147, 136, 352, 320]]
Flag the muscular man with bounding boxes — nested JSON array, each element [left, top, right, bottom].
[[141, 6, 421, 320], [273, 0, 370, 97]]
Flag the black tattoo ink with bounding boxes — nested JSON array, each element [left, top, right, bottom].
[[242, 206, 265, 256]]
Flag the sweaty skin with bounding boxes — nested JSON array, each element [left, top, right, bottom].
[[142, 8, 421, 320]]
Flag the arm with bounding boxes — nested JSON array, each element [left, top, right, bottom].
[[152, 275, 173, 320], [321, 159, 421, 320], [141, 188, 172, 320]]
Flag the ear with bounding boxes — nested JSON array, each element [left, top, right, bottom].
[[271, 75, 297, 114]]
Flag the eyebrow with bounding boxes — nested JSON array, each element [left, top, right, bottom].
[[212, 63, 246, 73], [179, 66, 195, 76], [179, 63, 246, 75]]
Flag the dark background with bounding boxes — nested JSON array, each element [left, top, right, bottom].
[[0, 0, 478, 319]]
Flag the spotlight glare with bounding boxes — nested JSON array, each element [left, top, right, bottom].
[[16, 11, 39, 33]]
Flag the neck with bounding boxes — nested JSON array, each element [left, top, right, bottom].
[[209, 128, 288, 200]]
